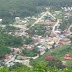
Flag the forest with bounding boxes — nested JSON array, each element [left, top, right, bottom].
[[0, 28, 23, 58], [0, 0, 72, 24]]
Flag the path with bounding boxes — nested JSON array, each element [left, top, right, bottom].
[[26, 11, 56, 30], [5, 55, 16, 65], [52, 19, 60, 32], [68, 25, 72, 34], [15, 59, 32, 68]]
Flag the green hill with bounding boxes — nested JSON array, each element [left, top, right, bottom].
[[30, 45, 72, 68], [0, 0, 72, 23]]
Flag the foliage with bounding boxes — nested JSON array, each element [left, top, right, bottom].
[[24, 37, 33, 45], [48, 59, 65, 69], [22, 46, 39, 57], [0, 31, 23, 47], [0, 68, 9, 72], [70, 27, 72, 32], [0, 0, 72, 24], [30, 45, 72, 68], [2, 17, 14, 24], [3, 25, 20, 32], [9, 63, 26, 71], [0, 65, 72, 72], [0, 29, 23, 58], [0, 44, 10, 59], [26, 24, 52, 37], [59, 16, 72, 31]]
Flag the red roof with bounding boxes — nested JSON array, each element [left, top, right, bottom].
[[6, 56, 9, 60], [64, 54, 72, 60], [34, 39, 38, 42], [51, 33, 56, 37], [46, 56, 54, 61]]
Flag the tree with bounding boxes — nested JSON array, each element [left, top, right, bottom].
[[48, 59, 65, 69], [0, 44, 11, 59]]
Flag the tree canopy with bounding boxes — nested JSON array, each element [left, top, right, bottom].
[[0, 0, 72, 24]]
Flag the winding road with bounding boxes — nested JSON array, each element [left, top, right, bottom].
[[26, 11, 57, 31]]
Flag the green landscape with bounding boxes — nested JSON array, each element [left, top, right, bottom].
[[0, 0, 72, 72]]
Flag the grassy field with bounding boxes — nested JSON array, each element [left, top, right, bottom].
[[30, 45, 72, 67]]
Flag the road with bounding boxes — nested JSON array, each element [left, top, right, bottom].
[[52, 19, 60, 32], [26, 11, 57, 31], [13, 10, 59, 32], [26, 11, 49, 30], [5, 10, 60, 67], [15, 59, 32, 68], [5, 55, 16, 65]]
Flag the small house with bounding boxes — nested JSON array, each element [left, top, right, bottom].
[[64, 54, 72, 60]]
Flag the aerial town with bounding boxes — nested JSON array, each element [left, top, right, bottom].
[[0, 6, 72, 69]]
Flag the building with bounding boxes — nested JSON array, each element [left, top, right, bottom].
[[15, 17, 21, 23], [64, 54, 72, 60], [0, 19, 2, 23]]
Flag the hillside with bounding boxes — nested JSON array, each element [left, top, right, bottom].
[[30, 45, 72, 68], [0, 0, 72, 71], [0, 0, 72, 24]]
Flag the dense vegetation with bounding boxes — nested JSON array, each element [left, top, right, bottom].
[[26, 24, 52, 37], [59, 16, 72, 31], [0, 66, 72, 72], [0, 32, 23, 47], [0, 44, 10, 59], [2, 25, 20, 32], [30, 45, 72, 69], [22, 46, 39, 57], [23, 36, 33, 45], [9, 63, 27, 71], [0, 28, 23, 58], [0, 0, 72, 24]]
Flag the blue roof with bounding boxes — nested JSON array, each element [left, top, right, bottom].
[[60, 35, 66, 39]]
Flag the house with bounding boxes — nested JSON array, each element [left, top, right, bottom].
[[50, 32, 56, 37], [55, 11, 61, 15], [6, 62, 14, 67], [37, 45, 46, 52], [64, 54, 72, 60], [15, 17, 21, 23], [59, 38, 71, 45], [48, 42, 54, 46], [0, 19, 2, 23], [13, 48, 20, 54], [48, 37, 53, 42]]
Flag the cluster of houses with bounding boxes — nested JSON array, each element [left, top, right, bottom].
[[61, 7, 72, 11], [15, 16, 37, 24], [1, 9, 72, 68], [48, 31, 71, 46]]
